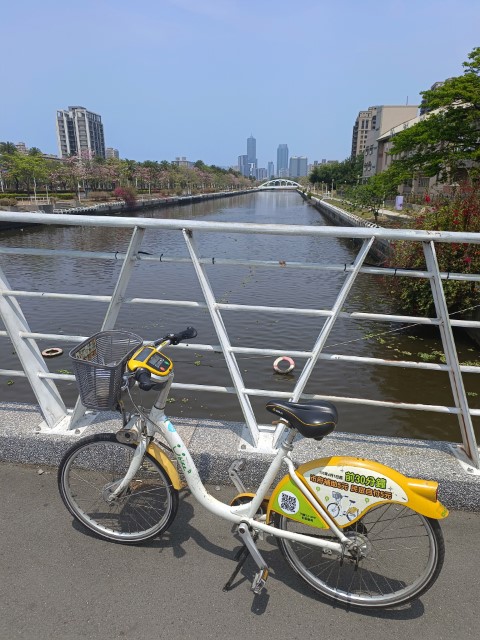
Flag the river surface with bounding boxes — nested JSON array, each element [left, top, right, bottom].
[[1, 191, 479, 442]]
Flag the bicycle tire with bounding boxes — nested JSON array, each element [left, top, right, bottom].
[[273, 502, 445, 609], [327, 502, 340, 518], [58, 433, 179, 544]]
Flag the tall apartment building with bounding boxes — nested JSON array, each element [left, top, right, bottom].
[[267, 161, 275, 178], [351, 109, 376, 157], [356, 105, 419, 179], [56, 106, 106, 158], [277, 144, 289, 177], [289, 156, 308, 178]]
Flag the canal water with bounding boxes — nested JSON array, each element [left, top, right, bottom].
[[1, 191, 478, 442]]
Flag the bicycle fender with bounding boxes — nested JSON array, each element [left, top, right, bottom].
[[267, 476, 330, 529], [300, 457, 448, 526], [146, 442, 183, 490], [268, 456, 448, 529]]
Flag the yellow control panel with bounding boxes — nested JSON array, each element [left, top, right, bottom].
[[128, 346, 173, 377]]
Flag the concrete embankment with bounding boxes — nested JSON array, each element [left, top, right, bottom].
[[1, 401, 478, 511], [0, 189, 256, 230], [303, 194, 392, 262]]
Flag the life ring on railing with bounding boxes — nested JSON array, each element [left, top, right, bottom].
[[273, 356, 295, 374], [41, 347, 63, 358]]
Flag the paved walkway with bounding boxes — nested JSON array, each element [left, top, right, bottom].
[[0, 462, 478, 640]]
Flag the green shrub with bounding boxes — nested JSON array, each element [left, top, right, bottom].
[[388, 182, 480, 315]]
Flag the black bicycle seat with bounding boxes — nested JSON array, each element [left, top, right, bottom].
[[266, 399, 338, 440]]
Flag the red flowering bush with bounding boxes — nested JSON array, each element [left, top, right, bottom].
[[113, 186, 137, 208], [389, 181, 480, 316]]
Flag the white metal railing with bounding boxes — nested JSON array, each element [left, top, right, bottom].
[[0, 209, 480, 468]]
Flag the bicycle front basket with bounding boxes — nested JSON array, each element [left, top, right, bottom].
[[69, 330, 143, 410]]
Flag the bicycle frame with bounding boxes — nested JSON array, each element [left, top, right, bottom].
[[114, 370, 448, 556], [155, 410, 350, 551], [116, 373, 350, 554]]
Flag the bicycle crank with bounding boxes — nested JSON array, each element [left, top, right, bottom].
[[237, 522, 270, 594]]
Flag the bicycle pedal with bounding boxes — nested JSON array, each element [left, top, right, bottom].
[[251, 567, 269, 595]]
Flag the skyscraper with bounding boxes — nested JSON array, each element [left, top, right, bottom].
[[238, 154, 249, 177], [277, 144, 289, 177], [247, 135, 257, 177], [267, 161, 274, 178], [56, 106, 106, 158], [289, 156, 308, 178]]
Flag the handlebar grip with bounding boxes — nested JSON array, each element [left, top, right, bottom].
[[135, 368, 153, 391], [155, 326, 197, 346], [178, 326, 198, 342]]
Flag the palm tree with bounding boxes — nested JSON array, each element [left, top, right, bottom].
[[0, 141, 18, 155]]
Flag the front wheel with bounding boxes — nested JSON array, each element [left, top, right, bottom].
[[273, 503, 445, 609], [58, 433, 179, 544]]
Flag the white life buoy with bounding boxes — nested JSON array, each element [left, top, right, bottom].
[[42, 347, 63, 358], [273, 356, 295, 374]]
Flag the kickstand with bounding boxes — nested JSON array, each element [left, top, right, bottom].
[[223, 534, 257, 592]]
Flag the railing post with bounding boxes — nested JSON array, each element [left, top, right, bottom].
[[182, 228, 261, 445], [0, 265, 67, 428], [69, 226, 146, 430], [423, 241, 480, 468]]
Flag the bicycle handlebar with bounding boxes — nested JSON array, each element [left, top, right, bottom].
[[132, 326, 198, 391], [154, 326, 198, 346]]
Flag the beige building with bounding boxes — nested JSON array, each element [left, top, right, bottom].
[[375, 111, 442, 196], [360, 105, 419, 180], [351, 109, 377, 157]]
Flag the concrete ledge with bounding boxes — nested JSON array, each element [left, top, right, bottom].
[[1, 401, 478, 511]]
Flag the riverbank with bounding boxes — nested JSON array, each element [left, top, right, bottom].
[[303, 194, 392, 262], [0, 188, 257, 231]]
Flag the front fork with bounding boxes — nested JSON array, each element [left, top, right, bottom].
[[107, 425, 148, 502], [107, 375, 175, 502]]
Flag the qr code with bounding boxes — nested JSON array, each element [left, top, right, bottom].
[[279, 491, 298, 514]]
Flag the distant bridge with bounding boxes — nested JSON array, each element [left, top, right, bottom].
[[258, 179, 301, 190]]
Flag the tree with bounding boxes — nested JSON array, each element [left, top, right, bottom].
[[388, 47, 480, 182], [3, 152, 48, 195], [0, 141, 18, 156], [309, 155, 364, 189]]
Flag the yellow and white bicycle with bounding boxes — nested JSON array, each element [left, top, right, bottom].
[[58, 327, 448, 609]]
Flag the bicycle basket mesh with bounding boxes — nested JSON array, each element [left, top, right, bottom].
[[69, 330, 143, 410]]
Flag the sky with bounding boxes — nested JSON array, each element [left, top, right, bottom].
[[1, 0, 479, 168]]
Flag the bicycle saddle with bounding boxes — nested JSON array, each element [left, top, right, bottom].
[[266, 399, 338, 440]]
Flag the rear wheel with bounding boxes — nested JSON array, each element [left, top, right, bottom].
[[273, 503, 445, 608], [58, 433, 178, 543]]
